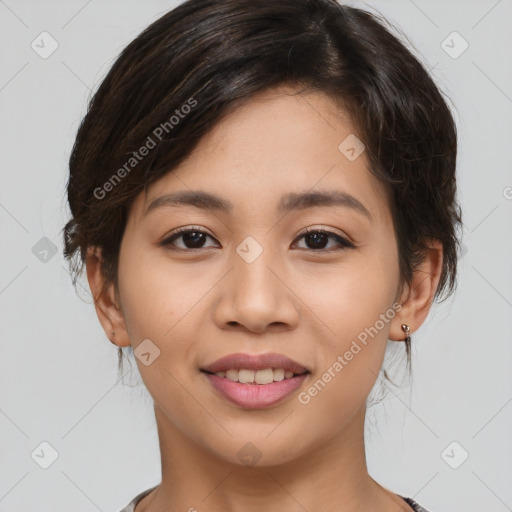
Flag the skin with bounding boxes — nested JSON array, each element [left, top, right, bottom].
[[86, 86, 443, 512]]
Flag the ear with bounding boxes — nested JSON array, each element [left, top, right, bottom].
[[389, 239, 443, 342], [85, 246, 131, 348]]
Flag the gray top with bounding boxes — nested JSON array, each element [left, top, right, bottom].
[[118, 485, 431, 511], [118, 485, 158, 512]]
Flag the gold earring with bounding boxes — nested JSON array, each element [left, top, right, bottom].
[[401, 324, 411, 343]]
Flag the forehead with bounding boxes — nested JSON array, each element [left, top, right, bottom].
[[133, 86, 392, 223]]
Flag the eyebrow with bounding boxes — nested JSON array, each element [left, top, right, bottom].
[[143, 189, 372, 220]]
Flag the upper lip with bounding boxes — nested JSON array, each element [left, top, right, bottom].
[[201, 352, 310, 375]]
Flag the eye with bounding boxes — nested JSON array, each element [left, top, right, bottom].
[[292, 227, 355, 251], [159, 226, 355, 252], [159, 226, 219, 250]]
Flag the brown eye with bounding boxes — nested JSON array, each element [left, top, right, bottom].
[[160, 227, 219, 250], [293, 228, 355, 251]]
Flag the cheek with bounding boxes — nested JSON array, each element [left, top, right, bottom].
[[302, 242, 399, 344], [116, 242, 219, 394], [116, 244, 203, 408], [295, 244, 400, 410], [117, 242, 201, 341], [117, 262, 166, 342]]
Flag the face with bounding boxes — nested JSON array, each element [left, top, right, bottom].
[[115, 86, 403, 466]]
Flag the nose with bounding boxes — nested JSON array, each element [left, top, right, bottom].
[[212, 246, 300, 334]]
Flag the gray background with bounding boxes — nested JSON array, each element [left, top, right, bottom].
[[0, 0, 511, 511]]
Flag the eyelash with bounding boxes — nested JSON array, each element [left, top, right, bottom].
[[159, 226, 356, 252]]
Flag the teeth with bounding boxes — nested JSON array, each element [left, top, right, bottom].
[[213, 368, 298, 383]]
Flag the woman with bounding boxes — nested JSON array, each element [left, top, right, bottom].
[[63, 0, 462, 510]]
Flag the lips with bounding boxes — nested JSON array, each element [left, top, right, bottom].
[[201, 352, 310, 375], [203, 372, 309, 409]]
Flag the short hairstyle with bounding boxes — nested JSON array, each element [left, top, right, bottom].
[[63, 0, 463, 375]]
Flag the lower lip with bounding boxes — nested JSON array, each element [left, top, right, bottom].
[[202, 371, 309, 409]]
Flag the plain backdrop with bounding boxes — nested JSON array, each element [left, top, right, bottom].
[[0, 1, 511, 511]]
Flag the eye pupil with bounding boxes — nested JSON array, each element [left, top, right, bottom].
[[183, 231, 206, 248], [305, 232, 328, 249]]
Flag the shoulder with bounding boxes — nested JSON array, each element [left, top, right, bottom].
[[118, 485, 159, 512], [401, 496, 433, 512]]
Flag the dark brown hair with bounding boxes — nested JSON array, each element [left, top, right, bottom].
[[63, 0, 463, 377]]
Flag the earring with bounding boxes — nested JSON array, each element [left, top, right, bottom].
[[401, 324, 411, 343]]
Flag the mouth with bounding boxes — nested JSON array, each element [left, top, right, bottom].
[[199, 352, 311, 409], [202, 369, 310, 409]]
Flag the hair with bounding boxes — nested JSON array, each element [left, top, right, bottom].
[[62, 0, 463, 380]]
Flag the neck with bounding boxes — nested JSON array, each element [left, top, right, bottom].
[[136, 404, 408, 512]]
